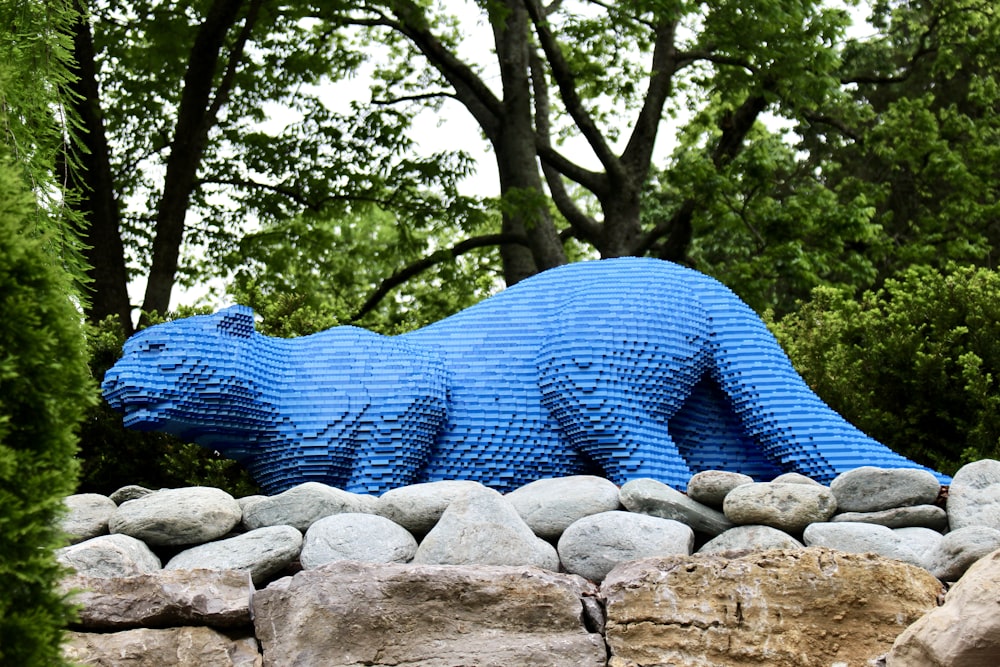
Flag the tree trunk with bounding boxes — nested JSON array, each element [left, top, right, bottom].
[[140, 0, 249, 321], [68, 3, 133, 334], [492, 1, 565, 285], [597, 171, 644, 258]]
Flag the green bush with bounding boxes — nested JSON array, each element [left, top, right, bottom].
[[0, 160, 96, 665], [769, 265, 1000, 476]]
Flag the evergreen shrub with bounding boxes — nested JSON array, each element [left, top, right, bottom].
[[769, 265, 1000, 476], [0, 160, 95, 665]]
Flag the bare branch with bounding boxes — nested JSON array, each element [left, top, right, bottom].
[[674, 49, 758, 75], [370, 91, 458, 106], [523, 0, 622, 179], [800, 110, 862, 143], [200, 176, 417, 212], [621, 18, 680, 177], [578, 0, 656, 30], [529, 44, 601, 243], [377, 0, 504, 139], [207, 0, 263, 120], [349, 232, 531, 322]]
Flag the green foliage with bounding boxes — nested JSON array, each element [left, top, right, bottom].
[[801, 0, 1000, 283], [0, 0, 90, 298], [77, 315, 259, 498], [649, 123, 883, 315], [769, 265, 1000, 476], [226, 205, 501, 334], [87, 0, 484, 305], [641, 0, 999, 315], [0, 158, 95, 665]]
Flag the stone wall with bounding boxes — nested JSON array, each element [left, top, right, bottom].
[[58, 460, 1000, 665]]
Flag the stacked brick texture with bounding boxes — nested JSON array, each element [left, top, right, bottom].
[[102, 257, 948, 494]]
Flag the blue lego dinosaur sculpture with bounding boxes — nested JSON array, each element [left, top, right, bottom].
[[102, 257, 949, 494]]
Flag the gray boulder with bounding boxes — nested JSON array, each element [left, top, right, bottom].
[[61, 493, 117, 543], [771, 472, 823, 485], [376, 480, 485, 534], [619, 477, 732, 536], [242, 481, 373, 531], [893, 526, 944, 562], [724, 482, 837, 533], [686, 470, 753, 509], [947, 458, 1000, 531], [830, 466, 941, 513], [505, 475, 621, 539], [57, 533, 161, 578], [413, 486, 558, 570], [252, 561, 606, 666], [300, 513, 417, 569], [109, 484, 153, 505], [922, 525, 1000, 581], [802, 521, 923, 567], [236, 494, 267, 515], [698, 524, 804, 554], [62, 569, 253, 630], [109, 486, 241, 546], [558, 511, 693, 582], [165, 525, 303, 585], [831, 504, 948, 531]]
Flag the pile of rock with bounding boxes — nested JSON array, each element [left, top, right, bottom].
[[59, 460, 1000, 587], [59, 547, 1000, 666], [57, 459, 1000, 666]]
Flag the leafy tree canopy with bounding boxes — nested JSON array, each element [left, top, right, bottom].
[[666, 0, 999, 313]]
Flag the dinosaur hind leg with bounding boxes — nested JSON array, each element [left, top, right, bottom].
[[671, 374, 785, 481]]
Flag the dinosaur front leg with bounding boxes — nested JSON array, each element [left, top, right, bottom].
[[346, 395, 446, 495]]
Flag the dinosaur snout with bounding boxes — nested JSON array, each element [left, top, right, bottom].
[[101, 366, 124, 410]]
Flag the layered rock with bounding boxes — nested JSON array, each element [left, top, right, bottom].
[[252, 561, 607, 667], [61, 568, 252, 630], [63, 627, 261, 667], [888, 547, 1000, 665], [601, 548, 942, 667]]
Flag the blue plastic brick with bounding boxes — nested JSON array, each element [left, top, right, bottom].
[[102, 257, 950, 494]]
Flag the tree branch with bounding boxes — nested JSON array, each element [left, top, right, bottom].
[[207, 0, 263, 121], [522, 0, 622, 179], [349, 232, 531, 322], [370, 91, 458, 105], [529, 44, 601, 242], [200, 176, 422, 212], [366, 0, 504, 140], [636, 90, 770, 256], [621, 18, 680, 177], [800, 110, 862, 143]]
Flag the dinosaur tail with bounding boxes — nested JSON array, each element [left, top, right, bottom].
[[691, 274, 951, 485]]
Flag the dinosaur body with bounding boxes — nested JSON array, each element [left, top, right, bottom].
[[102, 257, 948, 494]]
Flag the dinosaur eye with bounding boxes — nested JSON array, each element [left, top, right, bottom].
[[142, 342, 167, 354]]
